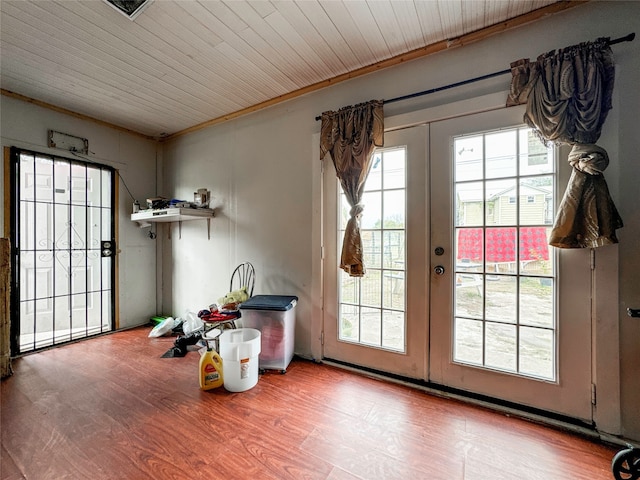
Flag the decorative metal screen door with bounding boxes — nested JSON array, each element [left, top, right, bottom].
[[10, 147, 115, 353]]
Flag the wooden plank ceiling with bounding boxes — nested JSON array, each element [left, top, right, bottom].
[[0, 0, 564, 139]]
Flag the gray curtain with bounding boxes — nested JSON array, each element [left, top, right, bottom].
[[507, 37, 623, 248], [320, 100, 384, 276]]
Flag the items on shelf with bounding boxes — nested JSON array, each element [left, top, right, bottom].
[[194, 188, 210, 208]]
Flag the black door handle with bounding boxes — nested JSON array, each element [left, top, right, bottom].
[[627, 308, 640, 318]]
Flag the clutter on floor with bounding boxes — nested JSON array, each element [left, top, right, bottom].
[[147, 264, 296, 393], [148, 316, 180, 338], [161, 331, 203, 358]]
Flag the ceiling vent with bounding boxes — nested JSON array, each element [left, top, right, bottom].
[[103, 0, 153, 20]]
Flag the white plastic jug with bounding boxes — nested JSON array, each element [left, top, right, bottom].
[[219, 328, 261, 392]]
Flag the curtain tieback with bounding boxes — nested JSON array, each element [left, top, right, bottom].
[[568, 143, 609, 176], [349, 204, 364, 218]]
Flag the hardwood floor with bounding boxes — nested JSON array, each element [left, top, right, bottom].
[[1, 326, 617, 480]]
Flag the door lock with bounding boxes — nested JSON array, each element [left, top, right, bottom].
[[101, 240, 115, 258], [434, 265, 445, 275]]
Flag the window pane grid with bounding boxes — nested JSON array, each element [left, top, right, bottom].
[[338, 147, 406, 352], [454, 127, 556, 380]]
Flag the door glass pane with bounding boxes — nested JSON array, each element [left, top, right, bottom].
[[456, 228, 483, 268], [486, 179, 517, 226], [455, 182, 483, 227], [383, 148, 405, 189], [338, 146, 406, 352], [340, 270, 359, 304], [383, 190, 404, 228], [520, 227, 552, 275], [485, 322, 517, 371], [382, 310, 404, 350], [519, 277, 554, 328], [383, 270, 404, 310], [519, 326, 554, 378], [520, 176, 553, 225], [361, 191, 381, 229], [360, 307, 381, 345], [383, 230, 404, 270], [485, 130, 517, 179], [340, 303, 359, 342], [366, 153, 382, 191], [362, 230, 382, 269], [486, 276, 517, 323], [486, 227, 516, 268], [519, 129, 553, 175], [454, 318, 483, 364], [455, 273, 483, 319], [454, 135, 483, 182], [453, 127, 556, 380], [361, 270, 381, 308]]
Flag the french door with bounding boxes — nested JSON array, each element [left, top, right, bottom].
[[10, 147, 116, 353], [429, 107, 592, 421], [323, 126, 428, 379], [322, 106, 592, 421]]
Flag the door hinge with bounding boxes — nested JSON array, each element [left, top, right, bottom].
[[320, 331, 324, 346], [321, 245, 325, 260], [591, 383, 597, 405], [590, 249, 596, 270]]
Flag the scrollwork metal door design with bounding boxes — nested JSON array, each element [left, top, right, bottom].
[[10, 148, 115, 353]]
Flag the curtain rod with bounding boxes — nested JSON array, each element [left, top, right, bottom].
[[314, 32, 635, 121]]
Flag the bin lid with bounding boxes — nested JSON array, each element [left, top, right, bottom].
[[239, 295, 298, 311]]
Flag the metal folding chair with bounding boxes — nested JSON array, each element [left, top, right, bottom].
[[202, 262, 255, 340], [230, 262, 255, 297]]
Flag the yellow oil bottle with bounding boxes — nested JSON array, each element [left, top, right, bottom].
[[199, 345, 224, 390]]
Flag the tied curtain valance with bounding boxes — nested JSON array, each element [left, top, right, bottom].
[[320, 100, 384, 277], [507, 37, 623, 248]]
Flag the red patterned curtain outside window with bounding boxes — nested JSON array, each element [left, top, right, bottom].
[[507, 37, 623, 248], [320, 100, 384, 277], [457, 227, 550, 264]]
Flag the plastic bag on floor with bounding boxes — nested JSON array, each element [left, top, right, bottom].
[[180, 310, 202, 335], [148, 317, 176, 338]]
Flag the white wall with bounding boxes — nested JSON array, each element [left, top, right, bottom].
[[161, 1, 640, 442], [0, 95, 159, 329]]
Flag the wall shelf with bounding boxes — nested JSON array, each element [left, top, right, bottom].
[[131, 208, 214, 239]]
